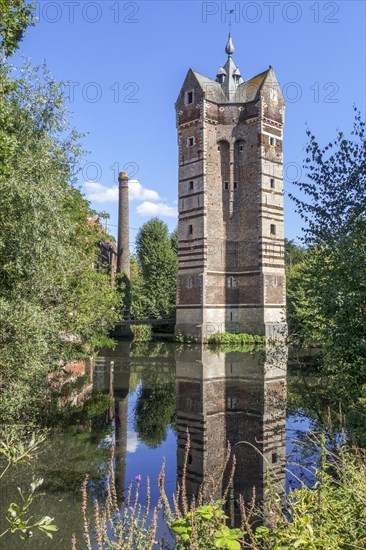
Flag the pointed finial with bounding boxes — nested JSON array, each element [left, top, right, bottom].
[[225, 33, 234, 57]]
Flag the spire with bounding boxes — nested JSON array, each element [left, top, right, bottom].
[[216, 33, 243, 100], [225, 32, 235, 57]]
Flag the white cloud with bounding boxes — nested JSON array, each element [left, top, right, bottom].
[[127, 430, 139, 453], [83, 179, 162, 203], [136, 201, 178, 218], [84, 180, 118, 202], [129, 180, 161, 202]]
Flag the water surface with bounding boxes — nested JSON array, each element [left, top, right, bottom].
[[1, 342, 320, 549]]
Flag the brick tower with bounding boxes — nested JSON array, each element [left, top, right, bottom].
[[175, 35, 286, 341]]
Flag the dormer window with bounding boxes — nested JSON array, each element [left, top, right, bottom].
[[185, 90, 194, 105], [187, 137, 195, 147], [216, 67, 227, 85]]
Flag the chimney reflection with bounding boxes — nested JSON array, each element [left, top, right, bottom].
[[94, 343, 131, 506], [175, 345, 287, 516]]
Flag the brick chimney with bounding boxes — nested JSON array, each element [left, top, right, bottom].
[[117, 171, 130, 277]]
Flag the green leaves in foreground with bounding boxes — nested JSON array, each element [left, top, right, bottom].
[[2, 479, 58, 541], [171, 502, 244, 549], [214, 526, 244, 550]]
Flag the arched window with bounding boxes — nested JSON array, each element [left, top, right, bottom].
[[218, 139, 230, 185]]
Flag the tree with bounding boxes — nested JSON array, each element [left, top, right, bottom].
[[130, 255, 149, 319], [290, 109, 366, 248], [170, 227, 178, 254], [289, 110, 366, 363], [135, 218, 177, 319], [0, 60, 121, 428], [0, 0, 35, 56]]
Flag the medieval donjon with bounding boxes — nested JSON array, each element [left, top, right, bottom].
[[175, 34, 286, 342]]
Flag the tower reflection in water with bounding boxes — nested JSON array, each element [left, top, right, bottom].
[[93, 342, 287, 521], [176, 345, 287, 518]]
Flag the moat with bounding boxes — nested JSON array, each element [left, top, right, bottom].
[[1, 342, 332, 548]]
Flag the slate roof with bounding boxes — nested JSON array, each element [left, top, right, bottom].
[[191, 68, 270, 104]]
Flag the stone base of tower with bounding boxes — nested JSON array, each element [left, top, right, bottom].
[[175, 308, 204, 342], [175, 307, 287, 343]]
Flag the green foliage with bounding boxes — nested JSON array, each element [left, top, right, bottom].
[[289, 110, 366, 361], [131, 324, 152, 342], [284, 238, 307, 267], [0, 0, 35, 56], [4, 480, 58, 540], [207, 332, 264, 346], [0, 60, 121, 428], [129, 256, 149, 319], [0, 435, 58, 542], [170, 226, 178, 254], [253, 440, 366, 549], [175, 330, 197, 344], [172, 502, 244, 550], [135, 218, 177, 319]]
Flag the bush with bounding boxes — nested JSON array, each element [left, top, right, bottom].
[[131, 324, 152, 342], [75, 432, 366, 549], [175, 330, 197, 344], [253, 437, 366, 549], [207, 332, 264, 347]]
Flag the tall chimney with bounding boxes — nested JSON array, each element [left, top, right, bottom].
[[117, 171, 130, 277]]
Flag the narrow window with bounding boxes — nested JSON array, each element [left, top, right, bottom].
[[270, 136, 275, 146], [270, 224, 276, 236], [197, 195, 200, 206], [234, 181, 238, 190], [188, 454, 193, 464], [230, 311, 233, 321], [187, 276, 193, 289], [188, 224, 193, 236], [228, 276, 234, 288], [227, 396, 238, 409], [273, 275, 278, 287], [189, 180, 194, 190], [270, 178, 275, 189], [182, 199, 184, 209], [272, 453, 278, 464], [187, 137, 195, 147], [217, 144, 221, 151], [185, 90, 194, 105], [239, 144, 244, 152], [224, 181, 229, 190]]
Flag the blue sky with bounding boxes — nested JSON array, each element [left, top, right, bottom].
[[16, 0, 366, 245]]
